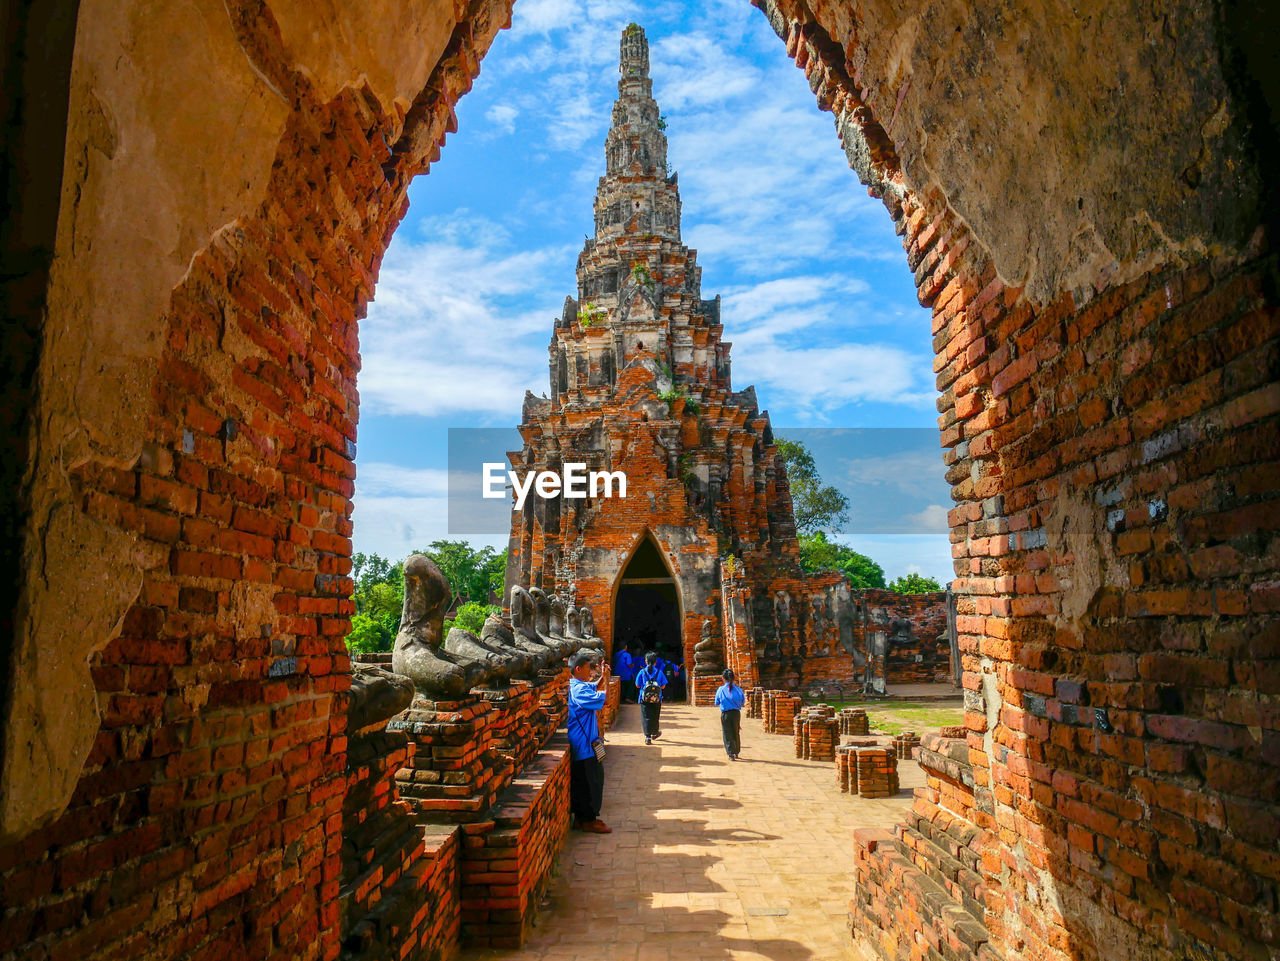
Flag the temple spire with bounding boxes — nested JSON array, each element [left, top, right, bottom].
[[594, 24, 677, 241], [619, 21, 650, 82]]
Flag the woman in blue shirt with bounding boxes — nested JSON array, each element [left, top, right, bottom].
[[633, 651, 667, 745], [567, 650, 612, 832], [714, 668, 746, 760]]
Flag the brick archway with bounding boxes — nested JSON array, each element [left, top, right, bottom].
[[1, 1, 1276, 960]]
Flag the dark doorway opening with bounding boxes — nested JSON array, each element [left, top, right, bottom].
[[614, 538, 685, 702]]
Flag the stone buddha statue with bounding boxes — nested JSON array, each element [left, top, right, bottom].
[[391, 553, 491, 699]]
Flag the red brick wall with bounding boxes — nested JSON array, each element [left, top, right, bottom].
[[764, 2, 1280, 960], [0, 7, 513, 959]]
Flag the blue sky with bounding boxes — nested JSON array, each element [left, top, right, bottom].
[[352, 0, 954, 586]]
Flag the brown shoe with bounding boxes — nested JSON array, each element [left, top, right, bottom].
[[582, 820, 612, 834]]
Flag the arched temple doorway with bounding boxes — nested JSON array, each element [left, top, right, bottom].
[[612, 535, 686, 703]]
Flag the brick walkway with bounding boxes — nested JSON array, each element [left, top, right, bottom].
[[462, 704, 922, 961]]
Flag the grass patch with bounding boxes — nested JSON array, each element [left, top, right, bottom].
[[810, 699, 964, 736]]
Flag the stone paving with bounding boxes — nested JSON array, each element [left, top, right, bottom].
[[462, 704, 923, 961]]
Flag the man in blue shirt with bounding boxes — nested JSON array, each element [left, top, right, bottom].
[[567, 650, 612, 833], [633, 651, 667, 745], [614, 646, 636, 702], [714, 668, 746, 760]]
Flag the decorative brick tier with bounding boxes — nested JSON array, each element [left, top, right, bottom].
[[460, 738, 572, 950], [391, 696, 507, 824]]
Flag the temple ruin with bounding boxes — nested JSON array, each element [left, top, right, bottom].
[[1, 0, 1276, 960], [505, 25, 928, 703]]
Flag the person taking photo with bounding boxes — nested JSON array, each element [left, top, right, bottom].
[[567, 650, 612, 833]]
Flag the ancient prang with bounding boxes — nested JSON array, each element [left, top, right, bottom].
[[505, 24, 885, 703]]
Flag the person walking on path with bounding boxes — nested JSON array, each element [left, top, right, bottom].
[[714, 668, 745, 760], [567, 650, 612, 833], [634, 651, 667, 745], [614, 646, 636, 702]]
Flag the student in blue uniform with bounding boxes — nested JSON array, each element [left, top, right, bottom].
[[714, 668, 746, 760], [633, 651, 667, 745], [614, 646, 636, 702], [567, 650, 612, 832]]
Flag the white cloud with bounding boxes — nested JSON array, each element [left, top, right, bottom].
[[901, 504, 952, 534], [355, 463, 450, 497], [361, 221, 570, 419], [485, 103, 519, 135], [841, 449, 950, 500], [732, 342, 936, 416]]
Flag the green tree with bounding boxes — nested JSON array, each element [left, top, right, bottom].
[[423, 540, 506, 603], [448, 602, 501, 636], [889, 572, 943, 594], [799, 531, 886, 590], [346, 611, 394, 654], [776, 438, 849, 535]]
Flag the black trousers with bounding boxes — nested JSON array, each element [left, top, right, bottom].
[[721, 709, 741, 757], [570, 756, 604, 822], [640, 702, 662, 737]]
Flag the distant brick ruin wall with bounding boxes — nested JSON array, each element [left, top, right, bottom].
[[854, 589, 951, 687]]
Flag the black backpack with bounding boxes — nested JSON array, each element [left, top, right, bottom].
[[640, 669, 662, 704]]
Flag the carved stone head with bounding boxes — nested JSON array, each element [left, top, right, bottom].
[[510, 585, 537, 639], [549, 595, 566, 636], [528, 587, 551, 635]]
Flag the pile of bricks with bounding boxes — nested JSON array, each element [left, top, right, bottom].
[[341, 686, 464, 961], [839, 708, 870, 736], [599, 676, 622, 730], [533, 669, 571, 745], [391, 696, 506, 823], [481, 680, 538, 772], [854, 747, 899, 798], [795, 705, 839, 761], [746, 687, 765, 719], [892, 731, 920, 759], [460, 738, 572, 950], [762, 690, 802, 735], [835, 738, 879, 794]]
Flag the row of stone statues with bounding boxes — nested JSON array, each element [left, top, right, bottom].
[[389, 553, 604, 699]]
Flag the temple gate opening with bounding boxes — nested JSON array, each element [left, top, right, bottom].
[[613, 535, 684, 698]]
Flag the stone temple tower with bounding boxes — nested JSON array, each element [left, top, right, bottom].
[[505, 24, 860, 703]]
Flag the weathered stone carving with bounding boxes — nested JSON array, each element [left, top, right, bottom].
[[442, 623, 527, 685], [565, 604, 583, 638], [348, 665, 415, 732], [509, 586, 562, 663], [529, 587, 575, 656], [578, 603, 604, 651], [391, 554, 491, 699], [549, 595, 566, 636], [482, 611, 553, 673], [693, 618, 722, 676]]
